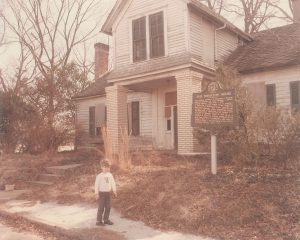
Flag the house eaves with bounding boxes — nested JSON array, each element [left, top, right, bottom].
[[188, 0, 252, 42], [101, 0, 129, 35], [101, 0, 252, 42]]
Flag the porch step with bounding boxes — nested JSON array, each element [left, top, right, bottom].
[[46, 164, 82, 175], [39, 174, 61, 182], [29, 181, 53, 186]]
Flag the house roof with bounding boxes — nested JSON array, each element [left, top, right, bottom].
[[101, 0, 252, 41], [73, 78, 108, 99], [226, 23, 300, 74]]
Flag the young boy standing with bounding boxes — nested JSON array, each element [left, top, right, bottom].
[[95, 160, 117, 226]]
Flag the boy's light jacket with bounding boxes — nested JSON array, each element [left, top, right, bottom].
[[95, 172, 116, 194]]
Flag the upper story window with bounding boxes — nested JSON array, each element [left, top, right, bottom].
[[132, 11, 165, 62], [132, 17, 147, 62], [149, 12, 165, 58], [290, 81, 300, 111], [266, 84, 276, 107]]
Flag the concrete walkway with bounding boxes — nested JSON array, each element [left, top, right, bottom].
[[2, 200, 215, 240], [0, 223, 43, 240], [0, 190, 30, 202]]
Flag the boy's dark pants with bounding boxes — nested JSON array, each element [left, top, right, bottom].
[[97, 192, 111, 222]]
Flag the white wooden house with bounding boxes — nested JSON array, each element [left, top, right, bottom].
[[73, 0, 300, 154]]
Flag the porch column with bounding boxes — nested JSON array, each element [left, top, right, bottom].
[[175, 69, 203, 154], [105, 85, 128, 154]]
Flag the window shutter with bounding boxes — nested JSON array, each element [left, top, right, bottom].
[[149, 12, 165, 58], [127, 103, 132, 135], [96, 103, 106, 127], [266, 84, 276, 107], [89, 106, 96, 137], [131, 101, 140, 136], [290, 81, 300, 110], [132, 17, 146, 62]]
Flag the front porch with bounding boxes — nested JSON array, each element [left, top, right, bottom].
[[105, 68, 206, 155]]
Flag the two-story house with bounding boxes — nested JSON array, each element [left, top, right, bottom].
[[73, 0, 300, 155]]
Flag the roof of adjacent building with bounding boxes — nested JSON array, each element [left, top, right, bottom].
[[73, 78, 108, 99], [226, 23, 300, 74]]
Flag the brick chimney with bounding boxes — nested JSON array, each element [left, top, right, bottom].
[[292, 0, 300, 22], [94, 43, 109, 79]]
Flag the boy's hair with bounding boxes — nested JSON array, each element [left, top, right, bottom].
[[101, 159, 111, 168]]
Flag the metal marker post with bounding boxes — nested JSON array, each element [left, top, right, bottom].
[[211, 134, 217, 175]]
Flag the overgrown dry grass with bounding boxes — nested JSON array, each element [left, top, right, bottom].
[[7, 150, 300, 240]]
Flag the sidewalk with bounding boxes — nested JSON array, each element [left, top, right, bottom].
[[0, 223, 42, 240], [1, 200, 215, 240]]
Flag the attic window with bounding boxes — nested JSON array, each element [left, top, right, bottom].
[[149, 12, 165, 58], [132, 17, 147, 62]]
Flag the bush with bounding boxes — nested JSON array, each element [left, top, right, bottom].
[[194, 65, 300, 169]]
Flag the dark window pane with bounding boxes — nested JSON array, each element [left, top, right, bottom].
[[167, 119, 171, 131], [132, 17, 146, 62], [290, 81, 300, 107], [149, 12, 165, 58], [131, 101, 140, 136], [266, 84, 276, 106], [89, 106, 96, 137]]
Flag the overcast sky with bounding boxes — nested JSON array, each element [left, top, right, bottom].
[[0, 0, 292, 72]]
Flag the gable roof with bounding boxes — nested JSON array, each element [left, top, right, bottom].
[[226, 23, 300, 74], [101, 0, 252, 41]]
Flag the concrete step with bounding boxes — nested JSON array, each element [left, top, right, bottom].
[[46, 164, 82, 175], [39, 174, 61, 182], [28, 181, 53, 186]]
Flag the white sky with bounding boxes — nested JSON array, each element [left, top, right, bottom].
[[0, 0, 292, 72]]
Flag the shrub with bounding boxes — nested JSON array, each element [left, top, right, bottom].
[[194, 65, 300, 169]]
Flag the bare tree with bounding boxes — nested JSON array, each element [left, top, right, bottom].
[[225, 0, 280, 33], [0, 0, 102, 150], [199, 0, 226, 15], [270, 0, 293, 22]]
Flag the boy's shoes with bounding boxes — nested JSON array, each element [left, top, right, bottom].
[[96, 221, 105, 226], [104, 220, 114, 225]]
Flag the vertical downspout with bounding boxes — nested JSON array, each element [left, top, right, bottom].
[[214, 23, 227, 63]]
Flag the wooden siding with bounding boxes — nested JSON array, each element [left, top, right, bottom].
[[128, 92, 153, 137], [216, 30, 239, 61], [76, 97, 106, 134], [190, 11, 239, 66], [243, 66, 300, 109], [76, 92, 152, 137], [113, 0, 187, 69]]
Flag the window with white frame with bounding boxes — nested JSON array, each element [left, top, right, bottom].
[[132, 17, 147, 62], [132, 11, 165, 62]]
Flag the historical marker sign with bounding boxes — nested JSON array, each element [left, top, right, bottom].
[[191, 82, 237, 175], [192, 82, 237, 128]]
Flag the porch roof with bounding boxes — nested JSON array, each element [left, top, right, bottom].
[[73, 53, 215, 99], [106, 53, 192, 81]]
